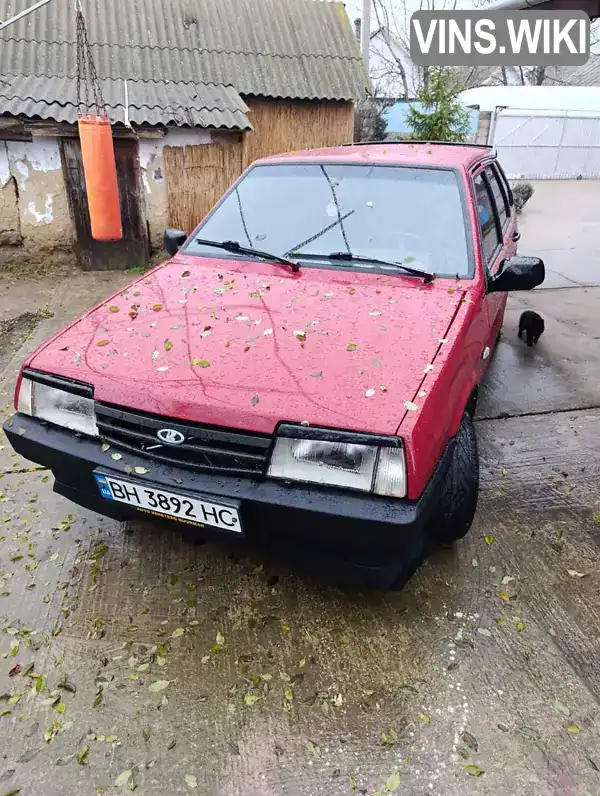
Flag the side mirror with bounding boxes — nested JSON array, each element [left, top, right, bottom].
[[487, 256, 545, 293], [164, 228, 187, 256]]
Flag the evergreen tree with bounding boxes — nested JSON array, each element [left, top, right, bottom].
[[406, 68, 471, 143]]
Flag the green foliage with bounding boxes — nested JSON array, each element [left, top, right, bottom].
[[406, 68, 471, 143]]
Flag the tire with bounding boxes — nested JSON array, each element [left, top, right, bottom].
[[428, 413, 479, 544]]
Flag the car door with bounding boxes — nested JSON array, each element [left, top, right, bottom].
[[472, 162, 516, 349]]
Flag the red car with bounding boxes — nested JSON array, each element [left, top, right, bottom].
[[4, 142, 544, 589]]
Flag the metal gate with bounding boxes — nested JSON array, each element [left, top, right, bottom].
[[491, 109, 600, 180]]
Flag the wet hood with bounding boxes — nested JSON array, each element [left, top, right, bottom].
[[28, 256, 465, 435]]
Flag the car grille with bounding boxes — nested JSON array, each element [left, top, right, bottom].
[[95, 403, 271, 477]]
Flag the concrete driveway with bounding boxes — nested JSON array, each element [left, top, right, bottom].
[[0, 184, 599, 796]]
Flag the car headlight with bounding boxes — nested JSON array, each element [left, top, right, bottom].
[[17, 372, 98, 437], [267, 426, 406, 498]]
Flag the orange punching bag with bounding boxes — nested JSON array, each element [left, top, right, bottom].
[[78, 114, 123, 242]]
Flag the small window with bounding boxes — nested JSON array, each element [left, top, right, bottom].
[[485, 165, 508, 227], [473, 173, 501, 265]]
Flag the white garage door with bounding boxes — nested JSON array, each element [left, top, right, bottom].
[[492, 110, 600, 180]]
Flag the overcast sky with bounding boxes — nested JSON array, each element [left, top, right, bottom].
[[343, 0, 485, 32]]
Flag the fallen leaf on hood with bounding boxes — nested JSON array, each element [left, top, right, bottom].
[[311, 371, 323, 378], [380, 385, 388, 392], [349, 287, 357, 295], [109, 306, 120, 313], [346, 343, 358, 351], [294, 331, 307, 342], [164, 339, 173, 351], [424, 363, 434, 373], [264, 329, 273, 336], [157, 366, 169, 372], [152, 304, 163, 311], [134, 466, 148, 475], [111, 453, 122, 461], [439, 338, 449, 343], [191, 359, 210, 368], [182, 271, 191, 278], [365, 388, 375, 398], [418, 390, 427, 398], [101, 442, 110, 452], [251, 395, 259, 406], [567, 569, 588, 578], [404, 401, 418, 411], [96, 340, 110, 347]]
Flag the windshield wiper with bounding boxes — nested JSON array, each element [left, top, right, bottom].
[[195, 238, 300, 273], [328, 252, 434, 283]]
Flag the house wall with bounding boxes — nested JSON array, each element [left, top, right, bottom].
[[138, 127, 212, 251], [163, 99, 355, 234], [0, 138, 74, 267]]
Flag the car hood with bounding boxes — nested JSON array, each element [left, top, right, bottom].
[[28, 256, 466, 435]]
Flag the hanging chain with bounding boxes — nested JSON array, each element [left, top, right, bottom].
[[75, 2, 106, 116]]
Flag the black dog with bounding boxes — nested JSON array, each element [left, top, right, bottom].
[[518, 310, 544, 347]]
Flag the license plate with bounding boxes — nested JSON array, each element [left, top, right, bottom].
[[94, 473, 242, 533]]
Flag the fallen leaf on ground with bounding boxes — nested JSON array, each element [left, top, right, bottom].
[[171, 628, 185, 639], [500, 592, 511, 602], [567, 569, 588, 578], [77, 745, 89, 765], [465, 764, 484, 777], [568, 723, 581, 734], [244, 693, 259, 706], [485, 535, 494, 545], [148, 680, 170, 692], [386, 773, 401, 791], [553, 699, 570, 717], [115, 768, 133, 787], [185, 774, 198, 789], [307, 740, 321, 758], [419, 712, 431, 723]]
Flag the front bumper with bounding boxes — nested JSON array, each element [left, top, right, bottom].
[[3, 414, 454, 589]]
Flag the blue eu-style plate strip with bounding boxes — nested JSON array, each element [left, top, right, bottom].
[[94, 473, 114, 501]]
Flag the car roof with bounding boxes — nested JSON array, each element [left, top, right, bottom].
[[256, 141, 495, 171]]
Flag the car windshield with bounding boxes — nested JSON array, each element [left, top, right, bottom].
[[184, 163, 471, 278]]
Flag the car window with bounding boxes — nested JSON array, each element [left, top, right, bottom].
[[495, 161, 514, 208], [485, 165, 508, 228], [473, 172, 501, 265], [184, 163, 472, 278]]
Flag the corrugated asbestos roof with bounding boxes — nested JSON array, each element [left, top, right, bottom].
[[0, 74, 252, 128], [569, 55, 600, 87], [0, 0, 366, 128]]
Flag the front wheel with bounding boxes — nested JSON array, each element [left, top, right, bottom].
[[428, 413, 479, 544]]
